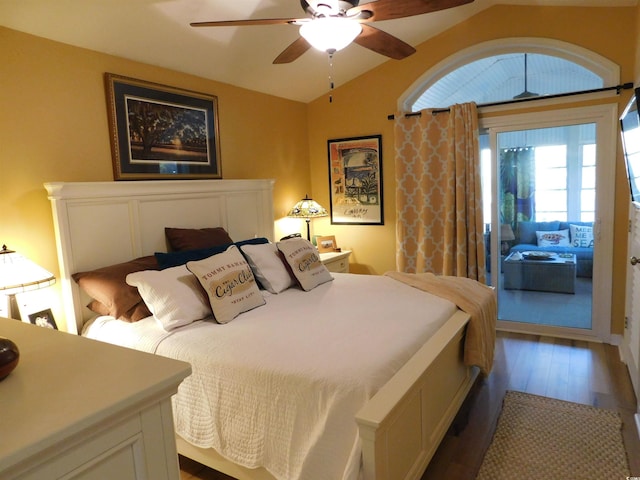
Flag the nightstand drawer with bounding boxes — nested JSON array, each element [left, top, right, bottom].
[[319, 250, 351, 273]]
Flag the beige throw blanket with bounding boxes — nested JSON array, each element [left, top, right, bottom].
[[385, 271, 497, 375]]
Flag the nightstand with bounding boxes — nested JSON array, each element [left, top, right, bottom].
[[319, 250, 351, 273]]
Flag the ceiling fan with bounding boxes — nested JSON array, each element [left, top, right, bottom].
[[191, 0, 475, 64]]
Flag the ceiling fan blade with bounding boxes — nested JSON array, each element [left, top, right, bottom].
[[190, 18, 300, 28], [350, 0, 474, 22], [353, 24, 416, 60], [273, 37, 312, 64]]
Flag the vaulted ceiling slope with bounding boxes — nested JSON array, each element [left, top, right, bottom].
[[0, 0, 635, 103]]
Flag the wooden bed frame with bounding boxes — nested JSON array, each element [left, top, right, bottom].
[[45, 179, 478, 480]]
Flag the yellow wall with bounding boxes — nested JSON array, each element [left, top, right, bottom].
[[308, 5, 636, 334], [0, 27, 311, 329], [1, 5, 637, 335]]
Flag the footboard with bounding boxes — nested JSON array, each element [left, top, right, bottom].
[[175, 310, 477, 480], [356, 310, 478, 480]]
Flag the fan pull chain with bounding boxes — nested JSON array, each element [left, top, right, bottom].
[[328, 52, 334, 103]]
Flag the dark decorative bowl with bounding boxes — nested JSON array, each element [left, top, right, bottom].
[[0, 337, 19, 381]]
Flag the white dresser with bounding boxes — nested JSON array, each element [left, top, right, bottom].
[[0, 318, 191, 480]]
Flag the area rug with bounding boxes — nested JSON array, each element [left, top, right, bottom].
[[476, 391, 630, 479]]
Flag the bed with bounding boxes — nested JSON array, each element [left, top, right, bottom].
[[45, 179, 495, 480]]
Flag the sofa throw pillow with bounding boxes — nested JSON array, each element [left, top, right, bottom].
[[126, 265, 211, 331], [187, 245, 265, 324], [536, 229, 570, 247], [240, 242, 296, 294], [276, 238, 333, 291], [517, 221, 561, 245], [570, 224, 594, 248]]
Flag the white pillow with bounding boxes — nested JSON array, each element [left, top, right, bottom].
[[126, 265, 211, 331], [240, 242, 295, 294], [276, 238, 333, 291], [570, 224, 594, 248], [187, 245, 265, 324], [536, 229, 570, 247]]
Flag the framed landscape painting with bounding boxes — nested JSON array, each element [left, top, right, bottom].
[[105, 73, 222, 180], [327, 134, 384, 225]]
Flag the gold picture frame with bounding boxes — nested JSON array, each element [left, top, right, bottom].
[[317, 235, 338, 253]]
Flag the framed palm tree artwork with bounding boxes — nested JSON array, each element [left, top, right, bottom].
[[327, 134, 383, 225]]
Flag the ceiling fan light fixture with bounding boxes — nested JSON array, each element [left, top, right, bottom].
[[299, 17, 362, 53]]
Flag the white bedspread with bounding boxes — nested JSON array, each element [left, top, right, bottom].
[[83, 273, 457, 480]]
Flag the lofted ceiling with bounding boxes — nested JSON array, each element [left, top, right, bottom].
[[0, 0, 636, 103]]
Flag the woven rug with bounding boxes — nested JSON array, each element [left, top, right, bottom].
[[476, 391, 630, 479]]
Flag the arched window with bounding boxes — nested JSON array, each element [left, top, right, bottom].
[[399, 38, 620, 113], [411, 53, 603, 111], [397, 39, 620, 339]]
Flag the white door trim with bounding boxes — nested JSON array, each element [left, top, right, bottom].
[[481, 103, 617, 343], [622, 202, 640, 428]]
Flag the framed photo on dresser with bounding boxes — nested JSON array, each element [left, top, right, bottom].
[[27, 308, 58, 330]]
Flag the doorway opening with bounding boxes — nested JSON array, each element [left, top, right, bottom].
[[481, 105, 616, 340], [482, 124, 594, 330]]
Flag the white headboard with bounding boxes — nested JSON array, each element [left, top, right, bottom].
[[45, 179, 275, 334]]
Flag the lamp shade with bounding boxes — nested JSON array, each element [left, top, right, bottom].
[[287, 196, 329, 241], [299, 17, 362, 53], [500, 224, 516, 241], [0, 245, 56, 296], [287, 195, 329, 219]]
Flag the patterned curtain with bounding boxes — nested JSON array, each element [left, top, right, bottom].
[[394, 102, 485, 282], [499, 147, 535, 232]]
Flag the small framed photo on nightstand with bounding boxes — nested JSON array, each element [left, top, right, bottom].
[[317, 235, 338, 253], [28, 308, 58, 330]]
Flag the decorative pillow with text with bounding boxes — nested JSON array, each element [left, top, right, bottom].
[[276, 238, 333, 291], [570, 224, 594, 248], [187, 245, 265, 324]]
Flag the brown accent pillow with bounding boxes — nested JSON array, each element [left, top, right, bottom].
[[87, 299, 152, 323], [72, 255, 159, 322], [165, 227, 234, 252]]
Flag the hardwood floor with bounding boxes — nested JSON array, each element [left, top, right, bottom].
[[180, 456, 234, 480], [179, 331, 640, 480], [421, 331, 640, 479]]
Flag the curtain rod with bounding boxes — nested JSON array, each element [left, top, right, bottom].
[[387, 82, 634, 120]]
